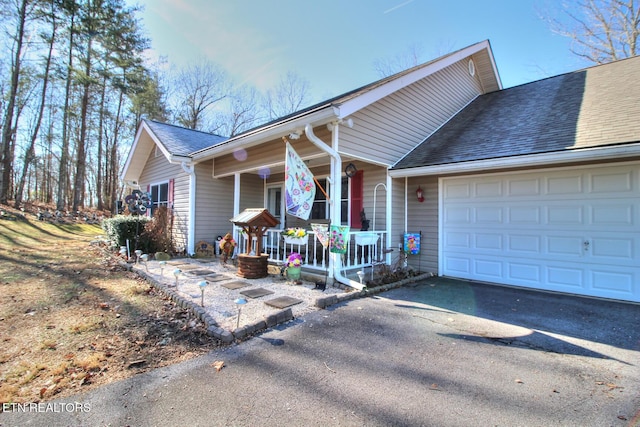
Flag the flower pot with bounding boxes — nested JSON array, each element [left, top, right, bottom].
[[286, 266, 301, 281], [283, 236, 307, 246]]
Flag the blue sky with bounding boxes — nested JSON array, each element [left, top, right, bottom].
[[135, 0, 589, 102]]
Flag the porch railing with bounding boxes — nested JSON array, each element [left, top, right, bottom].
[[234, 227, 387, 272]]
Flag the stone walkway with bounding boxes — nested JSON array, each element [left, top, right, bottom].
[[129, 257, 346, 342]]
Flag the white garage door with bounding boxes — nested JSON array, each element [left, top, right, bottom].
[[440, 162, 640, 302]]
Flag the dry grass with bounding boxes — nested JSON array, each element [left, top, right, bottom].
[[0, 204, 217, 405]]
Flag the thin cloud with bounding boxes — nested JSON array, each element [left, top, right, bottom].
[[383, 0, 415, 14]]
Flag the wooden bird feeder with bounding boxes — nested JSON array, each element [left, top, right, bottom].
[[229, 208, 280, 278]]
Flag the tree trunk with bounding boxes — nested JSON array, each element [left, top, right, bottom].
[[15, 0, 56, 208], [72, 32, 93, 213], [56, 9, 75, 211], [1, 0, 28, 204]]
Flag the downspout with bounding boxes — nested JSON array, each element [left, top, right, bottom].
[[181, 161, 196, 256], [304, 123, 365, 291]]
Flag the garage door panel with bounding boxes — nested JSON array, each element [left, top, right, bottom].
[[445, 257, 471, 275], [547, 236, 584, 257], [476, 233, 502, 250], [547, 205, 585, 225], [441, 162, 640, 302], [547, 175, 583, 194], [474, 259, 503, 279], [476, 206, 502, 223], [508, 234, 541, 253], [589, 170, 633, 193], [508, 206, 541, 223], [444, 231, 470, 248], [508, 263, 541, 283], [591, 270, 634, 294], [444, 206, 471, 223], [547, 266, 584, 288], [507, 178, 540, 196], [591, 204, 634, 226], [591, 237, 634, 259]]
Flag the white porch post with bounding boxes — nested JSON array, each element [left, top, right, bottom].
[[181, 162, 196, 256], [233, 172, 241, 244], [386, 173, 393, 263], [233, 172, 240, 216], [329, 123, 342, 281]]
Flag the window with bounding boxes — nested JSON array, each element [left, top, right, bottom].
[[310, 173, 362, 226], [149, 182, 169, 216], [310, 179, 329, 220]]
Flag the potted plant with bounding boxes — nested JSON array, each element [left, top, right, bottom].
[[282, 227, 308, 245], [286, 252, 303, 283]]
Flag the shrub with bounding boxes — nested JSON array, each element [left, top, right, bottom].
[[102, 215, 152, 251]]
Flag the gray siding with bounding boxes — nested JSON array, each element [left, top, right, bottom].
[[339, 58, 483, 166], [193, 162, 235, 244], [240, 174, 265, 211], [138, 150, 189, 252], [406, 176, 438, 274]]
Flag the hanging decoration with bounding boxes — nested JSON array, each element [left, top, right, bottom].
[[311, 223, 330, 248], [329, 225, 350, 254], [284, 142, 316, 220]]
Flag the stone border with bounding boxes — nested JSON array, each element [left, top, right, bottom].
[[314, 272, 434, 308], [119, 256, 433, 344]]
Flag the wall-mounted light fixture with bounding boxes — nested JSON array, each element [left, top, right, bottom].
[[416, 186, 425, 203]]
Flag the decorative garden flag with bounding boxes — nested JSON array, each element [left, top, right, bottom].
[[329, 225, 350, 254], [311, 223, 330, 248], [404, 233, 420, 255], [285, 142, 316, 220]]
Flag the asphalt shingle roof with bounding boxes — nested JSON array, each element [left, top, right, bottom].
[[144, 119, 227, 156], [393, 55, 640, 170]]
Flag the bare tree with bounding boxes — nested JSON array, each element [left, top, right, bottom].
[[14, 0, 58, 209], [0, 0, 34, 204], [263, 71, 311, 120], [215, 85, 262, 137], [552, 0, 640, 63], [172, 58, 229, 130], [373, 43, 425, 78]]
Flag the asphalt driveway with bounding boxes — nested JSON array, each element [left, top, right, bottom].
[[3, 278, 639, 426]]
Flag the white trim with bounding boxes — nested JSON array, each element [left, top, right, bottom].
[[181, 162, 196, 256], [389, 143, 640, 178], [385, 173, 392, 263], [192, 107, 339, 162]]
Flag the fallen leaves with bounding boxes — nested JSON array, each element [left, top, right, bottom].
[[211, 360, 225, 372]]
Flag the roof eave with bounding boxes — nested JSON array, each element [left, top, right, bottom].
[[192, 106, 340, 162], [388, 143, 640, 178]]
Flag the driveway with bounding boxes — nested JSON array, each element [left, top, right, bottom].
[[3, 278, 639, 426]]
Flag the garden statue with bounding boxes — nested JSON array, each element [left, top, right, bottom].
[[360, 208, 370, 231], [219, 233, 237, 264]]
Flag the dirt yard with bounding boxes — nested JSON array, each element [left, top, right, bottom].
[[0, 204, 217, 405]]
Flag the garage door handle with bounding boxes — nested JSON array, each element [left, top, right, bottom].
[[583, 240, 590, 251]]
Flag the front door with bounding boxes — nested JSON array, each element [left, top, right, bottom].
[[266, 184, 284, 229]]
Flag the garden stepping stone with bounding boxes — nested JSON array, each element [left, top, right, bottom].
[[221, 281, 250, 290], [264, 296, 303, 309], [205, 275, 227, 282], [187, 269, 214, 276], [240, 288, 274, 299]]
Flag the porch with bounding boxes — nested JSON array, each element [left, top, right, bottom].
[[235, 227, 389, 278]]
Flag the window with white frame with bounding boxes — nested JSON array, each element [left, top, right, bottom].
[[310, 177, 350, 225], [149, 182, 169, 215]]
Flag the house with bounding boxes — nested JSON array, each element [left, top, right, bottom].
[[122, 39, 640, 302]]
